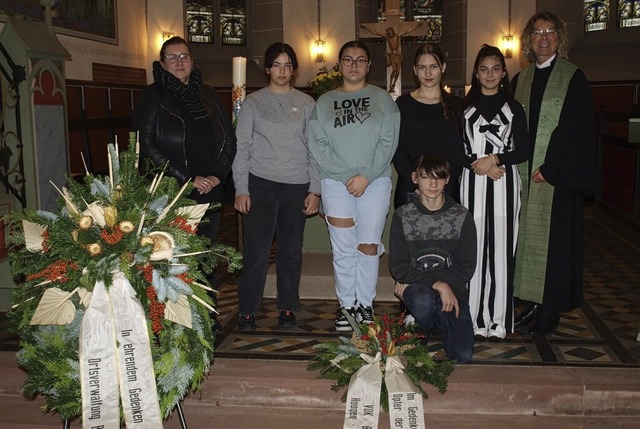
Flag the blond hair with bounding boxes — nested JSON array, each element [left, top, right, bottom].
[[520, 11, 569, 63]]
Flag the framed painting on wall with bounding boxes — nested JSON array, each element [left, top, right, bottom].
[[0, 0, 118, 44]]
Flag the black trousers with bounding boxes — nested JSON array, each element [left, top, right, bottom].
[[238, 174, 309, 315]]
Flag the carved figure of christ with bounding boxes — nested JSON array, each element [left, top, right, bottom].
[[359, 0, 427, 95]]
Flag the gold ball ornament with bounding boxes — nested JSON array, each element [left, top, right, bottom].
[[104, 206, 118, 228]]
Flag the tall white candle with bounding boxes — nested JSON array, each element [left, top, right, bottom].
[[135, 131, 140, 169], [232, 56, 247, 88], [107, 150, 113, 189], [231, 56, 247, 125]]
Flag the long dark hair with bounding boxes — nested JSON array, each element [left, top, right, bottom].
[[413, 43, 454, 120], [264, 42, 299, 70], [460, 44, 510, 112]]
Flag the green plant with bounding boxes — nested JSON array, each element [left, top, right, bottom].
[[307, 63, 342, 98]]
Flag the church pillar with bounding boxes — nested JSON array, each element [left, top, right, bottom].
[[442, 0, 468, 87], [250, 0, 284, 65], [0, 18, 70, 310], [31, 64, 68, 211], [0, 19, 70, 212], [354, 0, 377, 33]]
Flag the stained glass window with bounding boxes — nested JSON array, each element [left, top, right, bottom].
[[375, 1, 442, 43], [411, 1, 443, 43], [618, 0, 640, 27], [375, 0, 407, 22], [584, 0, 610, 32], [220, 0, 246, 45], [187, 0, 214, 43]]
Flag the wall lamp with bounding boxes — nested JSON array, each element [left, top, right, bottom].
[[314, 40, 327, 63], [501, 34, 514, 59], [501, 0, 513, 59], [314, 0, 326, 62]]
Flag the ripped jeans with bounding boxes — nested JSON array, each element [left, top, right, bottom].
[[321, 177, 392, 308]]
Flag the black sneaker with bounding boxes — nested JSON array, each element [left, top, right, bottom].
[[278, 310, 296, 328], [238, 314, 256, 332], [335, 307, 356, 332], [357, 305, 374, 324]]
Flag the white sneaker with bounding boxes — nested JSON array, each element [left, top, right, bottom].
[[474, 328, 488, 338], [404, 314, 416, 327], [488, 327, 506, 340]]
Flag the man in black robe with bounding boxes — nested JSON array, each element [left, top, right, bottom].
[[511, 11, 596, 335]]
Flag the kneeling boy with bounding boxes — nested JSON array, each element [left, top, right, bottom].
[[389, 154, 477, 363]]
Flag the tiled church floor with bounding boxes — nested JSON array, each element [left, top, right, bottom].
[[210, 200, 640, 367], [1, 201, 639, 368]]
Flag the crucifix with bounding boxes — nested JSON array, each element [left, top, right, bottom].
[[360, 0, 429, 98]]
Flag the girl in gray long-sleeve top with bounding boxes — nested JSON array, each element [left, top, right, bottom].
[[232, 42, 319, 331]]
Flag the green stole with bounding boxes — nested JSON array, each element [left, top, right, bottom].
[[514, 59, 577, 303]]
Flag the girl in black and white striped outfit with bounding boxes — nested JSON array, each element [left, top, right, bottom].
[[453, 45, 529, 341]]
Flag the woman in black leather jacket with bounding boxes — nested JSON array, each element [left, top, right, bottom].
[[133, 37, 236, 331], [133, 36, 236, 239]]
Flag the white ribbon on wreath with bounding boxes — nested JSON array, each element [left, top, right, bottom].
[[342, 353, 426, 429], [343, 352, 382, 429], [385, 356, 426, 429], [79, 271, 162, 428]]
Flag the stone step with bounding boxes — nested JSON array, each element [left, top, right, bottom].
[[0, 395, 69, 428], [162, 408, 640, 429], [198, 358, 640, 417], [163, 359, 640, 428], [3, 354, 640, 428], [265, 252, 397, 301], [3, 394, 637, 429]]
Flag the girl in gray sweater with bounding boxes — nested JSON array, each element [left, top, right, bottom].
[[232, 43, 319, 331]]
